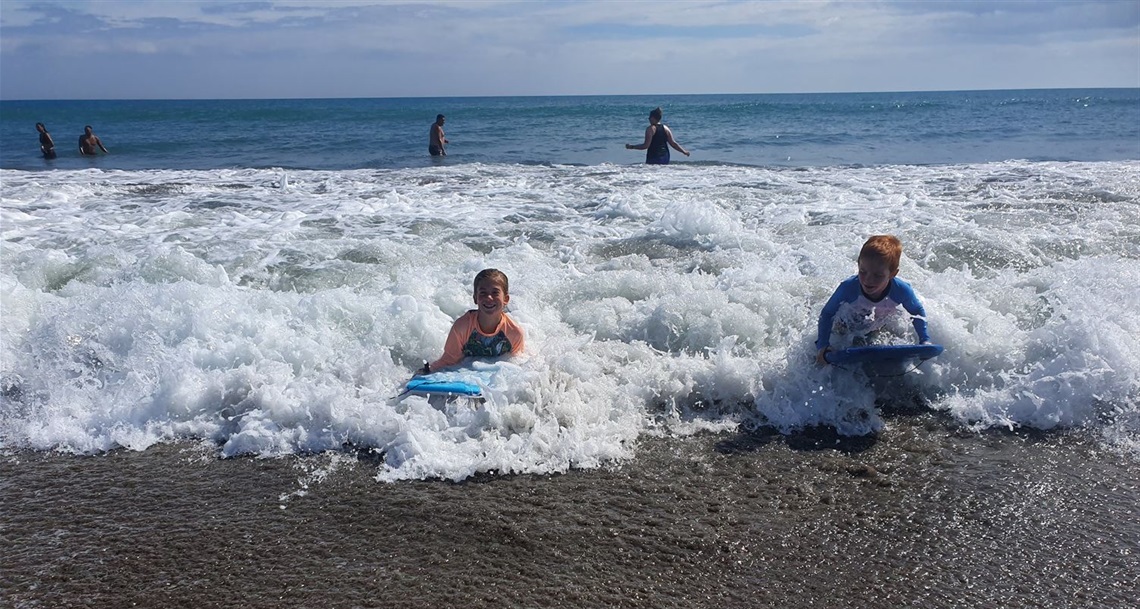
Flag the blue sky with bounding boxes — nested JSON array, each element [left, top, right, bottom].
[[1, 0, 1137, 99]]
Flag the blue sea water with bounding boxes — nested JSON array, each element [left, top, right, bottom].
[[2, 89, 1138, 170], [2, 89, 1139, 481]]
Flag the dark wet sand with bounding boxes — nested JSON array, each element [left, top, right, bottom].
[[3, 412, 1137, 609]]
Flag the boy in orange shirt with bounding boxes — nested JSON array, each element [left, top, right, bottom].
[[422, 269, 526, 373]]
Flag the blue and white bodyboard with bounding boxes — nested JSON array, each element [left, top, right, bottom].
[[404, 376, 485, 397], [401, 363, 502, 398], [825, 343, 944, 365]]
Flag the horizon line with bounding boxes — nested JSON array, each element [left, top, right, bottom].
[[2, 86, 1136, 103]]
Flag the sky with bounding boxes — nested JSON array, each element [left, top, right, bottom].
[[1, 0, 1137, 100]]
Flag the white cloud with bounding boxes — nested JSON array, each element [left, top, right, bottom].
[[0, 0, 1135, 99]]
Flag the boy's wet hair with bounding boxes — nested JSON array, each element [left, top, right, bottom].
[[859, 235, 903, 273], [473, 268, 509, 293], [649, 107, 663, 121]]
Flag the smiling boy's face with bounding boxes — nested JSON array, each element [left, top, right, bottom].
[[473, 279, 509, 318], [857, 255, 897, 299]]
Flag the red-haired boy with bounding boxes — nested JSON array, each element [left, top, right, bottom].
[[816, 235, 930, 365]]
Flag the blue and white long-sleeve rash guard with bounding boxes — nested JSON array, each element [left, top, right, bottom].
[[815, 275, 930, 350]]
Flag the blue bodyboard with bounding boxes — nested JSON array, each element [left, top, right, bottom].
[[402, 364, 500, 398], [404, 377, 484, 397], [825, 343, 944, 365]]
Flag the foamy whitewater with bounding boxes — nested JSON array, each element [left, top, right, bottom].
[[2, 161, 1138, 480]]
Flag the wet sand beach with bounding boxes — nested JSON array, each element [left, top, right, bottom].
[[3, 411, 1137, 609]]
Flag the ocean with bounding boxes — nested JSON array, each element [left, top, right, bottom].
[[3, 89, 1138, 171], [2, 89, 1139, 607]]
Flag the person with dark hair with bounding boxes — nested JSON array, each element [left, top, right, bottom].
[[625, 106, 689, 164], [421, 269, 526, 373], [429, 114, 448, 156], [36, 123, 56, 159], [78, 125, 109, 156]]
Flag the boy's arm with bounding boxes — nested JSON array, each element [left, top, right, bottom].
[[504, 316, 526, 356], [892, 280, 931, 343], [816, 299, 838, 351], [428, 313, 473, 371], [815, 296, 842, 365], [816, 278, 858, 351]]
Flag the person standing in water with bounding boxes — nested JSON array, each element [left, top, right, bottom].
[[78, 125, 109, 156], [625, 107, 689, 164], [36, 123, 56, 159], [429, 114, 448, 156]]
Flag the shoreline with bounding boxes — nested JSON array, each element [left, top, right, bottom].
[[3, 414, 1137, 609]]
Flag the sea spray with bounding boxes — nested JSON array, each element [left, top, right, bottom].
[[2, 160, 1138, 481]]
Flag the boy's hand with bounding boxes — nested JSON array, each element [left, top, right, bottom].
[[816, 347, 831, 366]]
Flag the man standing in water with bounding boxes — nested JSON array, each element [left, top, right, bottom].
[[429, 114, 448, 156], [78, 125, 109, 156]]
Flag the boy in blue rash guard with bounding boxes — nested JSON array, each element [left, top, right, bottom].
[[816, 235, 931, 365]]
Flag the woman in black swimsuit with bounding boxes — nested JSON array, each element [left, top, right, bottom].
[[625, 107, 690, 164], [36, 123, 56, 159]]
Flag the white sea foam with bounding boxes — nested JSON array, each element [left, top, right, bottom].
[[2, 161, 1138, 479]]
